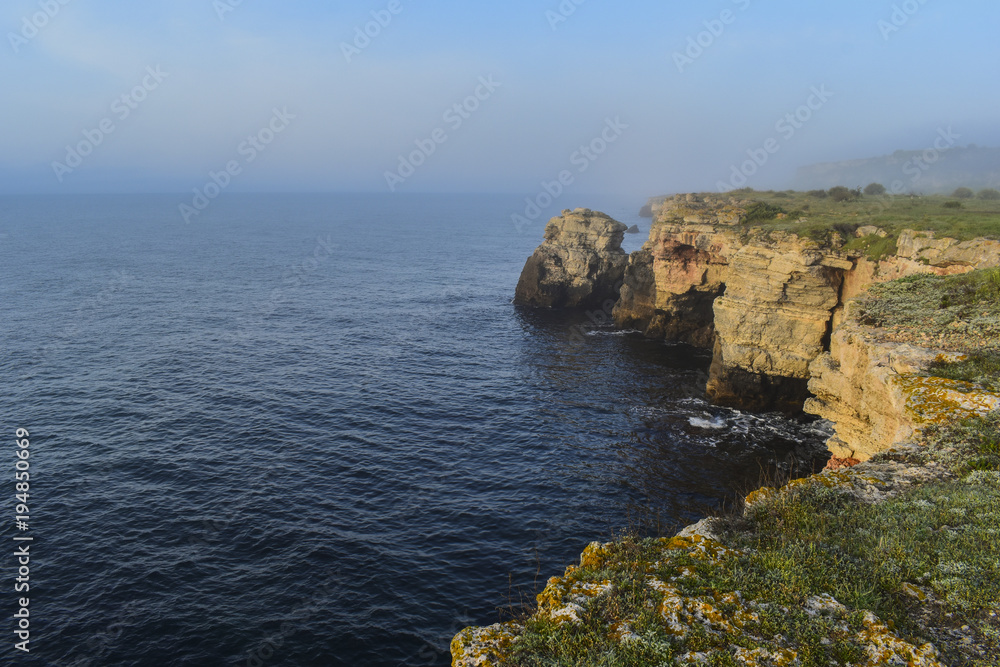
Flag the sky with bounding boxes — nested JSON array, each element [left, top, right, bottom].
[[2, 0, 999, 198]]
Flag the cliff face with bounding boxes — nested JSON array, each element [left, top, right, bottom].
[[466, 196, 1000, 665], [611, 195, 855, 410], [514, 209, 628, 309], [807, 306, 1000, 460], [515, 192, 1000, 423], [613, 206, 732, 348]]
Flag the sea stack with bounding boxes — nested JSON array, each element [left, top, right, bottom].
[[514, 209, 628, 309]]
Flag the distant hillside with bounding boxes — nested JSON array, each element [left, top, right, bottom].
[[794, 145, 1000, 194]]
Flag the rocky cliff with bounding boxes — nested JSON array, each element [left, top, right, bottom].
[[806, 308, 1000, 460], [514, 208, 628, 309], [460, 195, 1000, 665], [515, 192, 1000, 430]]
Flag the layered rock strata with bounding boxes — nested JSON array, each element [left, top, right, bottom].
[[516, 192, 1000, 417], [514, 209, 628, 309], [806, 304, 1000, 460]]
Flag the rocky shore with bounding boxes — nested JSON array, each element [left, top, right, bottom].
[[453, 193, 1000, 666]]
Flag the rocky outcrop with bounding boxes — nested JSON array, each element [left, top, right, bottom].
[[514, 209, 628, 309], [707, 236, 853, 411], [613, 196, 736, 348], [608, 194, 1000, 412], [517, 194, 1000, 415], [806, 305, 1000, 460], [613, 195, 854, 410], [895, 229, 1000, 268]]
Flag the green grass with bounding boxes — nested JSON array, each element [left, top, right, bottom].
[[853, 267, 1000, 359], [929, 351, 1000, 392], [700, 189, 1000, 244], [842, 233, 899, 261]]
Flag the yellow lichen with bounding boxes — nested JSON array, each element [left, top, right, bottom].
[[856, 612, 944, 667], [451, 623, 519, 667], [661, 534, 740, 564], [897, 374, 1000, 425]]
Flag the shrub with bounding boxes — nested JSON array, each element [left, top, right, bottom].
[[953, 187, 975, 199], [979, 188, 1000, 200], [944, 201, 963, 209], [806, 189, 828, 199], [828, 186, 861, 202], [742, 201, 786, 224], [828, 186, 851, 201], [864, 183, 887, 196], [831, 222, 859, 239]]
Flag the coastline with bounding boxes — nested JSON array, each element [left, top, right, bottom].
[[453, 192, 1000, 665]]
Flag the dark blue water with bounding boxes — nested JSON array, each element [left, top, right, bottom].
[[0, 194, 830, 666]]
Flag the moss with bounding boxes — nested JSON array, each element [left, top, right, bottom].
[[842, 233, 899, 261]]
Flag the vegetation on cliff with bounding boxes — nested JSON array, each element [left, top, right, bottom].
[[693, 189, 1000, 256], [455, 267, 1000, 666], [453, 414, 1000, 667], [855, 267, 1000, 390]]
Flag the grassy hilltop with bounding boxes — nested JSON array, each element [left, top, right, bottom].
[[697, 187, 1000, 259]]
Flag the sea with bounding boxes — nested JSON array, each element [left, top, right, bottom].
[[0, 194, 832, 666]]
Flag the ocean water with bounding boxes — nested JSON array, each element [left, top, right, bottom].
[[0, 194, 831, 666]]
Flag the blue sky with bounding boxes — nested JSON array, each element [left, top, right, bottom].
[[2, 0, 998, 196]]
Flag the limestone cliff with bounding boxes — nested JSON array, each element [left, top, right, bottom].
[[611, 194, 1000, 412], [516, 192, 1000, 423], [514, 208, 628, 309], [807, 304, 1000, 460]]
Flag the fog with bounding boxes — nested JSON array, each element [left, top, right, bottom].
[[2, 0, 999, 199]]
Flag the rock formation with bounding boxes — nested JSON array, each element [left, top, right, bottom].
[[514, 209, 628, 309], [517, 192, 1000, 416], [806, 303, 1000, 460]]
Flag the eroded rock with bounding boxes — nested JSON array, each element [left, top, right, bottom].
[[514, 209, 628, 309]]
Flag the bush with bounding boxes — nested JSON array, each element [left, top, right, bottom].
[[863, 183, 887, 196], [979, 188, 1000, 201], [828, 186, 861, 202], [953, 187, 975, 199], [944, 201, 963, 209], [806, 189, 828, 199], [742, 201, 787, 225]]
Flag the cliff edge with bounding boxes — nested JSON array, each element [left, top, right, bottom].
[[456, 259, 1000, 665]]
